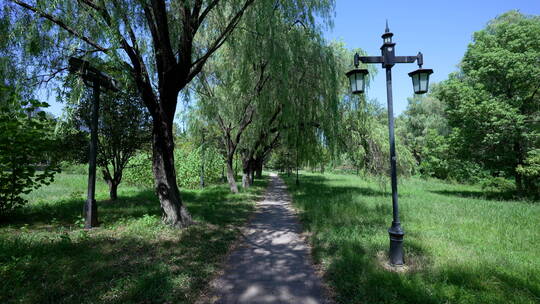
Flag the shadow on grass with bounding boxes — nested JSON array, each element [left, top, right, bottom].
[[1, 179, 266, 229], [0, 224, 239, 304], [0, 178, 267, 304], [430, 189, 519, 201], [281, 173, 539, 304]]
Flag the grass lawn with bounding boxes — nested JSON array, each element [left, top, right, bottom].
[[282, 172, 540, 304], [0, 173, 267, 304]]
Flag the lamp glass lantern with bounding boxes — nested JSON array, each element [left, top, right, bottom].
[[408, 68, 433, 94], [346, 68, 369, 94]]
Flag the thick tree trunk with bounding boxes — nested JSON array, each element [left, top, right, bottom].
[[241, 161, 250, 189], [242, 172, 250, 188], [226, 155, 239, 193], [108, 181, 118, 200], [152, 121, 192, 228], [234, 151, 239, 177], [241, 155, 254, 188], [102, 169, 120, 201], [254, 157, 263, 179]]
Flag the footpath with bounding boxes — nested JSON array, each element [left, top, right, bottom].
[[205, 173, 328, 304]]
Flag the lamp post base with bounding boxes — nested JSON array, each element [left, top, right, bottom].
[[84, 198, 99, 229], [388, 222, 404, 265]]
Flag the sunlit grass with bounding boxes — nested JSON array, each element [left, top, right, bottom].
[[1, 173, 267, 304], [282, 172, 540, 304]]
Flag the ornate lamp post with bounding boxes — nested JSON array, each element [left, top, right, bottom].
[[68, 57, 118, 229], [346, 22, 433, 265]]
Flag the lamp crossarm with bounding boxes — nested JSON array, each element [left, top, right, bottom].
[[395, 56, 418, 64], [357, 55, 420, 66], [359, 56, 383, 64], [68, 57, 119, 92]]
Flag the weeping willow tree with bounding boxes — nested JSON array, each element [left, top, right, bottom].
[[327, 41, 416, 182], [274, 32, 344, 186], [4, 0, 260, 227], [192, 0, 341, 192]]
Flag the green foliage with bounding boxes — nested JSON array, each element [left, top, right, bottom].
[[267, 147, 296, 173], [0, 85, 59, 215], [338, 98, 416, 180], [192, 0, 340, 191], [122, 153, 154, 188], [516, 149, 540, 198], [433, 11, 540, 191], [398, 11, 540, 193], [480, 176, 516, 194], [416, 129, 488, 183], [175, 145, 225, 189], [124, 145, 225, 190], [397, 91, 449, 167]]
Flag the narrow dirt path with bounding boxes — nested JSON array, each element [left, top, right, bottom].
[[204, 173, 328, 304]]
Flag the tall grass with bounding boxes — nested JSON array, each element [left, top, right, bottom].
[[1, 173, 267, 304], [282, 172, 540, 304]]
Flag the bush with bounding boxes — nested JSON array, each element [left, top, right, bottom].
[[0, 86, 59, 215], [124, 145, 225, 189], [123, 153, 154, 188], [419, 130, 488, 183], [516, 149, 540, 199], [480, 177, 516, 193]]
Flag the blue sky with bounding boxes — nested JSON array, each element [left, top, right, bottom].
[[325, 0, 540, 114], [43, 0, 540, 117]]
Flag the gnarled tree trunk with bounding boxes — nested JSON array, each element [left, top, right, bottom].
[[107, 180, 119, 200], [241, 157, 251, 189], [152, 117, 192, 228], [226, 154, 239, 193], [241, 154, 256, 188], [254, 157, 263, 179], [102, 168, 122, 201]]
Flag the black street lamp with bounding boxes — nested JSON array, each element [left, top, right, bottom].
[[346, 22, 433, 266], [68, 57, 118, 229]]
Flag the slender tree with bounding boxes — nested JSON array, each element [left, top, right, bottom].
[[60, 82, 151, 200]]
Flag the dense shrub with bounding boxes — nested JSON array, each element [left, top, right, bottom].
[[0, 86, 59, 215], [122, 153, 154, 188], [124, 145, 225, 189], [516, 149, 540, 198], [480, 177, 516, 194]]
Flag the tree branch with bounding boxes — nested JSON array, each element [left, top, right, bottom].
[[10, 0, 108, 52], [188, 0, 255, 83]]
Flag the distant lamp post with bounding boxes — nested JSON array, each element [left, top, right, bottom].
[[345, 21, 433, 266], [68, 57, 118, 229]]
